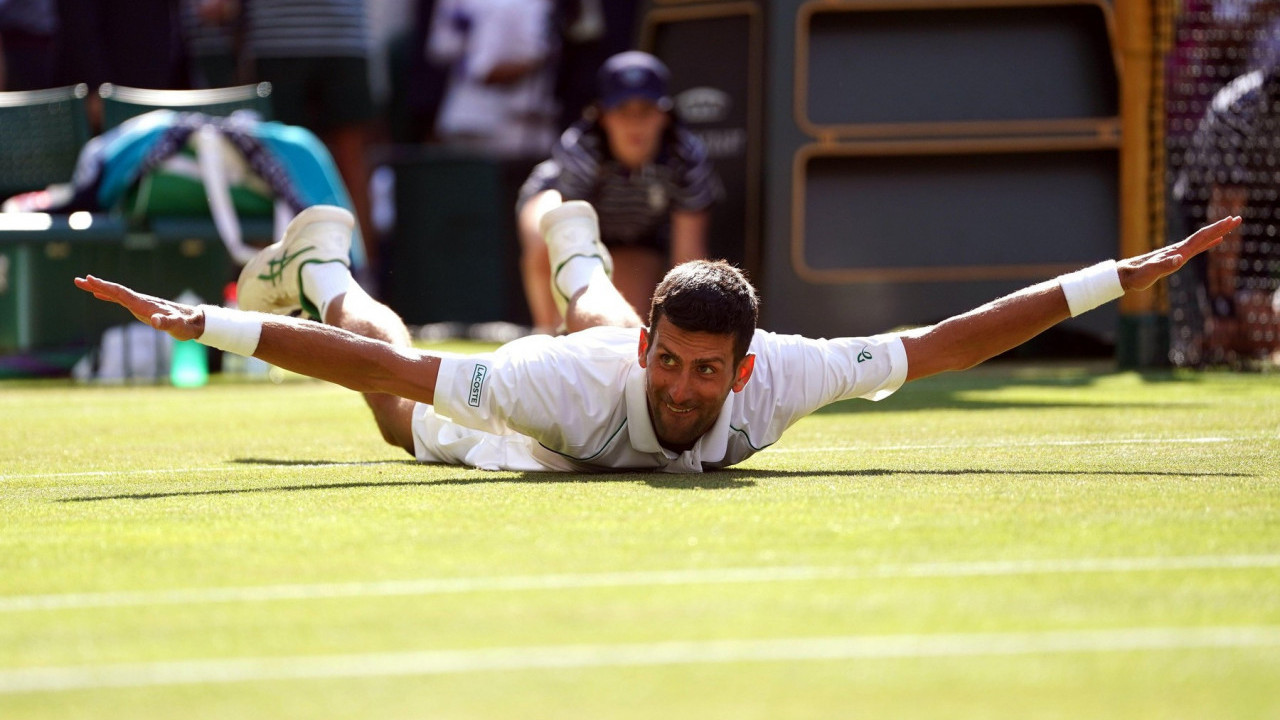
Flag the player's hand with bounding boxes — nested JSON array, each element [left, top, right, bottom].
[[73, 275, 205, 341], [1118, 216, 1242, 292]]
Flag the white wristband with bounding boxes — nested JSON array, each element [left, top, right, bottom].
[[1058, 260, 1124, 317], [198, 305, 263, 357]]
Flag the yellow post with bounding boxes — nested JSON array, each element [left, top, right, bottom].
[[1117, 0, 1156, 314], [1115, 0, 1175, 366]]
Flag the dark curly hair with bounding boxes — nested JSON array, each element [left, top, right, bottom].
[[649, 260, 759, 361]]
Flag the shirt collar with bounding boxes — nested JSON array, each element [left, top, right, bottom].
[[624, 360, 734, 463], [696, 391, 734, 463], [625, 361, 661, 453]]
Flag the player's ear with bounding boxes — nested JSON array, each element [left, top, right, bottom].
[[637, 327, 651, 368], [732, 353, 755, 393]]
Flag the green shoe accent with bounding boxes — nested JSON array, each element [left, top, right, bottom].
[[296, 258, 351, 320], [256, 244, 316, 286]]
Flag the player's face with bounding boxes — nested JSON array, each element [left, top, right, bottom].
[[638, 318, 755, 453], [600, 99, 670, 170]]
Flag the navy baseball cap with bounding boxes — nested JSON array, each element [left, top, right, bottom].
[[597, 51, 672, 111]]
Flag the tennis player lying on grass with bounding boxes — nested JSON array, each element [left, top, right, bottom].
[[76, 205, 1241, 473]]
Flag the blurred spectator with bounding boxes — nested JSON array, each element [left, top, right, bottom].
[[200, 0, 379, 272], [426, 0, 559, 158], [397, 0, 447, 142], [0, 0, 59, 90], [1166, 0, 1280, 175], [180, 0, 239, 88], [366, 0, 413, 121], [56, 0, 188, 90], [1175, 63, 1280, 364], [55, 0, 189, 127], [515, 51, 721, 332]]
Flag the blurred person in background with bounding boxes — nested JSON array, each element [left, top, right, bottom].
[[55, 0, 189, 127], [366, 0, 415, 128], [515, 51, 721, 333], [426, 0, 559, 159], [196, 0, 379, 274], [1176, 61, 1280, 365], [180, 0, 238, 88]]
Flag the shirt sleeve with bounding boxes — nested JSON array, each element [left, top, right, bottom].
[[751, 331, 909, 432], [431, 332, 631, 454]]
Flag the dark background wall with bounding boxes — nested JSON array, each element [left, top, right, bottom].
[[642, 0, 1122, 344]]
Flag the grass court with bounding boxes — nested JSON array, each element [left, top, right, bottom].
[[1, 351, 1278, 718]]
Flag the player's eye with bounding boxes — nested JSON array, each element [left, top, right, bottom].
[[660, 354, 677, 367], [697, 365, 716, 375]]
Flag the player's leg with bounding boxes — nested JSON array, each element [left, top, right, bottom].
[[516, 189, 564, 332], [540, 201, 643, 332], [237, 205, 416, 453], [321, 283, 417, 452]]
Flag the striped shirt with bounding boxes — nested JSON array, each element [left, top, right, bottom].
[[244, 0, 369, 58], [520, 118, 722, 252]]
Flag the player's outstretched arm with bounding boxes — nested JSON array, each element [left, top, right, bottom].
[[73, 275, 441, 404], [899, 216, 1242, 382]]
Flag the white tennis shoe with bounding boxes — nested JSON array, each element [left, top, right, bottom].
[[539, 200, 613, 317], [237, 205, 354, 318]]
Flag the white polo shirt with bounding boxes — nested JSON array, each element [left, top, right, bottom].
[[414, 326, 908, 473]]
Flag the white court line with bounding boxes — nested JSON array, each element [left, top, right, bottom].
[[0, 462, 393, 482], [1, 626, 1277, 694], [3, 554, 1277, 613]]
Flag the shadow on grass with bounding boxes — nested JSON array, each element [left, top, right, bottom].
[[816, 368, 1211, 415], [229, 458, 422, 467], [56, 458, 757, 502], [57, 462, 1248, 503]]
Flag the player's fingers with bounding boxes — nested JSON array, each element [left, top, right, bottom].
[[74, 275, 109, 295], [78, 279, 125, 306], [1166, 216, 1238, 261], [1188, 216, 1241, 246], [79, 274, 120, 292], [77, 276, 132, 304]]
